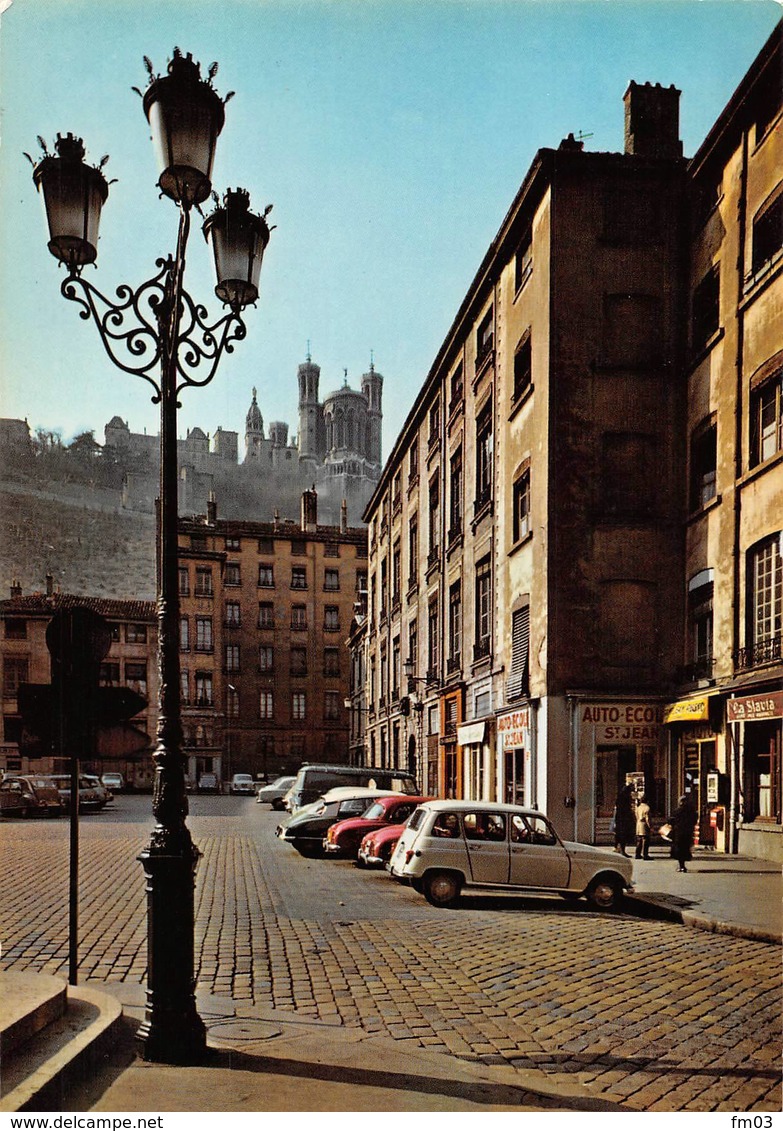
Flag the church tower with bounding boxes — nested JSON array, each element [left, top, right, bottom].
[[361, 359, 383, 466], [298, 349, 321, 463], [244, 387, 265, 463]]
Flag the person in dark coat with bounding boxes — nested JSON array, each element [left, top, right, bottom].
[[669, 794, 698, 872], [613, 784, 636, 856]]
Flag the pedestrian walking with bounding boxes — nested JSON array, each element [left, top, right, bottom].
[[669, 794, 698, 872], [635, 794, 651, 859], [613, 783, 636, 856]]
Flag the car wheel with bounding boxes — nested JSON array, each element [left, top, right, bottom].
[[422, 871, 462, 908], [296, 840, 323, 858], [586, 876, 623, 912]]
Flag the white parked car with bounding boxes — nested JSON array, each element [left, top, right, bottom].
[[229, 773, 256, 795], [256, 776, 296, 808], [389, 800, 633, 911]]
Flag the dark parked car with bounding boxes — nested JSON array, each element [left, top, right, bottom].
[[276, 788, 399, 856], [324, 795, 433, 858], [0, 776, 64, 818]]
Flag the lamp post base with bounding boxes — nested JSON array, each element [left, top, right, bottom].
[[137, 843, 208, 1064]]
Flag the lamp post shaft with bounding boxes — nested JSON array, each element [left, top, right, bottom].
[[136, 204, 208, 1064]]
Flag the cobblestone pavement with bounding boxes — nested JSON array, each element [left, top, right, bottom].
[[0, 810, 780, 1113]]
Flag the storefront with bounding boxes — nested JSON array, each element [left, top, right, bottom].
[[496, 706, 532, 807], [574, 697, 667, 845], [663, 692, 725, 850], [456, 720, 487, 800], [729, 690, 783, 863]]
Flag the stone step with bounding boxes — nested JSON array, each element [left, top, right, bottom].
[[0, 974, 123, 1112]]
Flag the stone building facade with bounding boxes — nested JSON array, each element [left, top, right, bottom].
[[360, 22, 783, 862]]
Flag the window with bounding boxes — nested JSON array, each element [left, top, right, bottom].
[[3, 657, 29, 698], [513, 467, 531, 542], [408, 516, 419, 589], [126, 662, 147, 697], [601, 433, 656, 520], [408, 618, 418, 673], [750, 374, 783, 467], [258, 537, 274, 554], [291, 605, 307, 630], [748, 535, 782, 661], [325, 542, 340, 558], [449, 448, 463, 541], [259, 645, 274, 673], [195, 617, 213, 652], [689, 420, 717, 510], [292, 692, 306, 721], [259, 690, 274, 719], [513, 334, 532, 405], [428, 474, 440, 555], [126, 623, 147, 643], [180, 616, 189, 652], [688, 572, 714, 679], [178, 568, 190, 596], [324, 647, 340, 676], [195, 672, 212, 708], [692, 266, 720, 353], [290, 646, 307, 676], [225, 644, 240, 671], [258, 602, 274, 629], [225, 562, 241, 587], [392, 542, 401, 607], [227, 685, 240, 719], [391, 636, 400, 699], [392, 471, 402, 511], [380, 557, 388, 619], [195, 567, 213, 596], [225, 536, 240, 551], [356, 570, 368, 598], [191, 535, 207, 551], [475, 400, 493, 513], [448, 582, 462, 668], [409, 441, 419, 483], [258, 564, 274, 587], [180, 670, 190, 706], [508, 603, 529, 700], [514, 232, 532, 290], [225, 601, 241, 627], [427, 598, 439, 677], [100, 661, 121, 686], [428, 399, 440, 448], [476, 307, 494, 367], [753, 62, 782, 143], [324, 568, 340, 591], [324, 606, 339, 632], [475, 557, 492, 660], [291, 566, 308, 590], [752, 191, 783, 275], [4, 619, 27, 640], [449, 363, 464, 412], [291, 539, 307, 556], [324, 691, 340, 721]]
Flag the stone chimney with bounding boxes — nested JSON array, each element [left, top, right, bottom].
[[206, 492, 217, 526], [623, 81, 682, 159], [46, 573, 54, 596], [301, 487, 318, 533], [10, 579, 22, 598], [340, 498, 348, 534]]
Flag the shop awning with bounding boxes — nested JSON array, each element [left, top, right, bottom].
[[457, 721, 486, 746], [663, 692, 720, 724]]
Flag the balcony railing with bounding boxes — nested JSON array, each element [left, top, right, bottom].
[[676, 658, 715, 684], [735, 635, 782, 672], [473, 638, 491, 663]]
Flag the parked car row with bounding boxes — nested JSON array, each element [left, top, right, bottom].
[[0, 772, 116, 817], [275, 790, 635, 913]]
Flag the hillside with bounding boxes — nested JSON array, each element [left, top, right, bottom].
[[0, 484, 156, 601]]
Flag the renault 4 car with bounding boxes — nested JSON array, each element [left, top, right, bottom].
[[389, 800, 633, 911]]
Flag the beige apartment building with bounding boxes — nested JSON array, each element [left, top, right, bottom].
[[178, 492, 368, 785], [362, 21, 782, 860]]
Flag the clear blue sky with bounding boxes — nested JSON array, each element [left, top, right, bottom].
[[1, 0, 780, 461]]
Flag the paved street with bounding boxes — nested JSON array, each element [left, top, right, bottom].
[[0, 794, 780, 1112]]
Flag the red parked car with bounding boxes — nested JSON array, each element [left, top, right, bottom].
[[323, 794, 432, 859], [357, 821, 410, 868]]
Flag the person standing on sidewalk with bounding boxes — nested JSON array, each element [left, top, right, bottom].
[[635, 794, 652, 860], [669, 794, 698, 872], [613, 784, 636, 856]]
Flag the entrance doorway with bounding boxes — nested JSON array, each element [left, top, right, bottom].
[[683, 739, 716, 845], [595, 746, 636, 843]]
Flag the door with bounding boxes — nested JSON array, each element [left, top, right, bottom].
[[509, 813, 571, 889], [462, 810, 510, 884]]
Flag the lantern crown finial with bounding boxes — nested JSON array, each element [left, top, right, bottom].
[[54, 133, 87, 162]]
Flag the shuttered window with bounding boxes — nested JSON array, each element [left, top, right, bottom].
[[507, 606, 529, 700]]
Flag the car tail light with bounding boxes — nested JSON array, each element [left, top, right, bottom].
[[405, 849, 415, 864]]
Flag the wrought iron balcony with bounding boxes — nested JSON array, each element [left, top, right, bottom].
[[735, 635, 782, 672]]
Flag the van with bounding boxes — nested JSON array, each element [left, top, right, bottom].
[[286, 763, 418, 812]]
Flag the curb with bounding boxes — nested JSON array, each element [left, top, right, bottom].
[[625, 892, 782, 945]]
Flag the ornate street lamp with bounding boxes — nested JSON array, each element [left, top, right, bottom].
[[30, 49, 272, 1065]]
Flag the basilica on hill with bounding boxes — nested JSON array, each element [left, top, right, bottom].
[[102, 353, 384, 526]]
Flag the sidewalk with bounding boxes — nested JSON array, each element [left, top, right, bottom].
[[625, 845, 782, 944]]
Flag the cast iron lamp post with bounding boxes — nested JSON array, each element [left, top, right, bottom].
[[30, 48, 272, 1064]]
